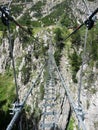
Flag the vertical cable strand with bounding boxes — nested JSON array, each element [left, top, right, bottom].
[[8, 24, 19, 103]]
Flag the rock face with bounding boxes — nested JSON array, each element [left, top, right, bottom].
[[0, 38, 10, 73], [0, 0, 98, 130], [60, 42, 98, 130], [79, 65, 98, 130], [67, 1, 98, 129], [59, 1, 98, 124], [85, 92, 98, 130], [71, 0, 98, 23]]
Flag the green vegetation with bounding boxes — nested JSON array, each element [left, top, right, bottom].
[[60, 13, 77, 28], [32, 21, 41, 27], [18, 28, 34, 49], [11, 5, 23, 17], [94, 121, 98, 129], [0, 15, 16, 32], [56, 93, 60, 100], [54, 27, 65, 66], [33, 39, 48, 59], [29, 1, 67, 27], [16, 57, 23, 68], [18, 12, 32, 26], [33, 101, 42, 123], [0, 31, 3, 45], [88, 0, 94, 1], [30, 1, 44, 18], [41, 1, 67, 26], [33, 27, 42, 35], [21, 53, 32, 85], [21, 65, 31, 85], [25, 105, 31, 114], [86, 100, 90, 109], [67, 21, 98, 83], [87, 25, 98, 61], [90, 87, 97, 94], [69, 50, 82, 83], [67, 117, 75, 130], [0, 72, 15, 130], [40, 84, 44, 100], [0, 1, 98, 129], [31, 1, 44, 12], [44, 66, 49, 81], [0, 19, 7, 31], [0, 31, 3, 37], [0, 72, 15, 111]]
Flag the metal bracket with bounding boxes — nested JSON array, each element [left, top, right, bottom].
[[1, 6, 10, 26], [9, 102, 23, 115], [75, 105, 85, 121]]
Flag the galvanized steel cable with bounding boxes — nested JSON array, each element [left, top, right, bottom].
[[77, 28, 88, 130], [78, 28, 88, 108], [0, 2, 97, 130], [6, 63, 45, 130], [8, 23, 19, 103], [52, 54, 86, 130]]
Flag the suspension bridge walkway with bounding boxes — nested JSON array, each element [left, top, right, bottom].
[[6, 42, 86, 130], [0, 0, 98, 130]]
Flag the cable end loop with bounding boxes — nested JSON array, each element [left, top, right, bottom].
[[85, 8, 98, 30]]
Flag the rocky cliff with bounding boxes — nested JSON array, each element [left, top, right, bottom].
[[0, 0, 98, 130]]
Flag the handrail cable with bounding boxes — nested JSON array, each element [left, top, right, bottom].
[[22, 63, 45, 106], [0, 5, 46, 129], [0, 5, 45, 46], [0, 3, 97, 130], [78, 28, 88, 129], [64, 23, 84, 41], [78, 0, 90, 105], [8, 24, 19, 102], [6, 63, 45, 130], [63, 8, 98, 41], [78, 28, 88, 106], [9, 1, 25, 129], [8, 19, 21, 130], [0, 6, 32, 35], [52, 55, 86, 130], [0, 6, 98, 46]]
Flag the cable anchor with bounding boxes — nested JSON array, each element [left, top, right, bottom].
[[1, 6, 10, 26], [85, 8, 98, 30], [75, 105, 85, 121], [0, 5, 32, 35], [9, 102, 23, 115], [85, 19, 94, 30]]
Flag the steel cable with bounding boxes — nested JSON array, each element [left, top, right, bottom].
[[52, 55, 86, 130], [8, 24, 19, 102], [6, 63, 45, 130], [0, 2, 97, 130], [77, 28, 88, 130], [78, 28, 88, 108]]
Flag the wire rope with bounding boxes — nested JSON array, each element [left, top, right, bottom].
[[0, 2, 97, 130], [52, 54, 86, 130], [78, 28, 88, 130], [6, 63, 45, 130], [78, 28, 88, 107], [8, 24, 19, 103]]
